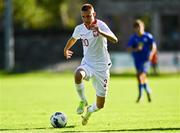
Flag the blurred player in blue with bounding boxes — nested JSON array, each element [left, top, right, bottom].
[[127, 19, 157, 103]]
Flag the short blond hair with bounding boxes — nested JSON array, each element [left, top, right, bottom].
[[81, 4, 94, 12], [133, 19, 144, 28]]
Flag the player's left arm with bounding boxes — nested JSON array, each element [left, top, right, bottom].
[[91, 23, 118, 43], [98, 29, 118, 43], [149, 42, 157, 61]]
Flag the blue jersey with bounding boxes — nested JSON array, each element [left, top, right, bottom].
[[127, 32, 156, 72]]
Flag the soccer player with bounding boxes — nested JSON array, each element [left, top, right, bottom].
[[64, 4, 118, 125], [127, 19, 157, 103]]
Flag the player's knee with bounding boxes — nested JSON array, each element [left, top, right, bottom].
[[75, 70, 85, 84], [139, 73, 146, 83], [139, 76, 144, 82]]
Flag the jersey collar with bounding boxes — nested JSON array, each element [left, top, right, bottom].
[[84, 19, 97, 30]]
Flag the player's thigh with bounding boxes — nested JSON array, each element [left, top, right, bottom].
[[143, 61, 150, 71], [136, 61, 150, 73], [92, 69, 110, 97]]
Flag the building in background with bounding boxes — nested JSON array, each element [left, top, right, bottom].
[[95, 0, 180, 52], [0, 0, 180, 72]]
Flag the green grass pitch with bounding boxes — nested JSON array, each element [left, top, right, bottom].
[[0, 72, 179, 133]]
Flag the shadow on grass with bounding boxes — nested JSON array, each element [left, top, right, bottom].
[[1, 127, 180, 132], [110, 72, 180, 78], [0, 125, 76, 131], [62, 127, 180, 132], [100, 127, 180, 132]]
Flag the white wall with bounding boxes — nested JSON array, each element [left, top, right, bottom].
[[110, 52, 180, 73]]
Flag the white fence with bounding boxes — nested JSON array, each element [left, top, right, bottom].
[[110, 52, 180, 73]]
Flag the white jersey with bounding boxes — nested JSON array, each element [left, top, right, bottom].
[[72, 19, 115, 71]]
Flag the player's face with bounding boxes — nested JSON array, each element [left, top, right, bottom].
[[81, 10, 95, 26], [134, 23, 144, 35]]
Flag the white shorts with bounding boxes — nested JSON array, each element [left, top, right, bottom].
[[76, 64, 110, 97]]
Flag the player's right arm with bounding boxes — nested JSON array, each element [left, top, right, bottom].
[[127, 46, 142, 52], [127, 35, 142, 52], [64, 37, 77, 59]]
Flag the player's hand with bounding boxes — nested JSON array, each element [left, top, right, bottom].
[[64, 49, 73, 59]]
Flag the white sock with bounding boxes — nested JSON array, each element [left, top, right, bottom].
[[88, 103, 99, 113], [75, 83, 86, 102]]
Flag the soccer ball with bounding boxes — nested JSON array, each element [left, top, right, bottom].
[[50, 112, 67, 128]]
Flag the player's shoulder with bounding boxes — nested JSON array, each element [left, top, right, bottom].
[[74, 23, 84, 30], [96, 19, 107, 26], [96, 19, 104, 24], [73, 23, 85, 33], [128, 34, 137, 44], [144, 32, 154, 39], [130, 34, 137, 40]]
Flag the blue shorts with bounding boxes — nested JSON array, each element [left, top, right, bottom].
[[134, 60, 150, 73]]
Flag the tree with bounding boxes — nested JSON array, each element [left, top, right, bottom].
[[12, 0, 84, 30]]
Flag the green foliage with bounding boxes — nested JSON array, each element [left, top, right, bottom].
[[0, 0, 4, 17], [60, 0, 82, 29], [13, 0, 58, 29], [0, 72, 179, 132], [12, 0, 83, 29]]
